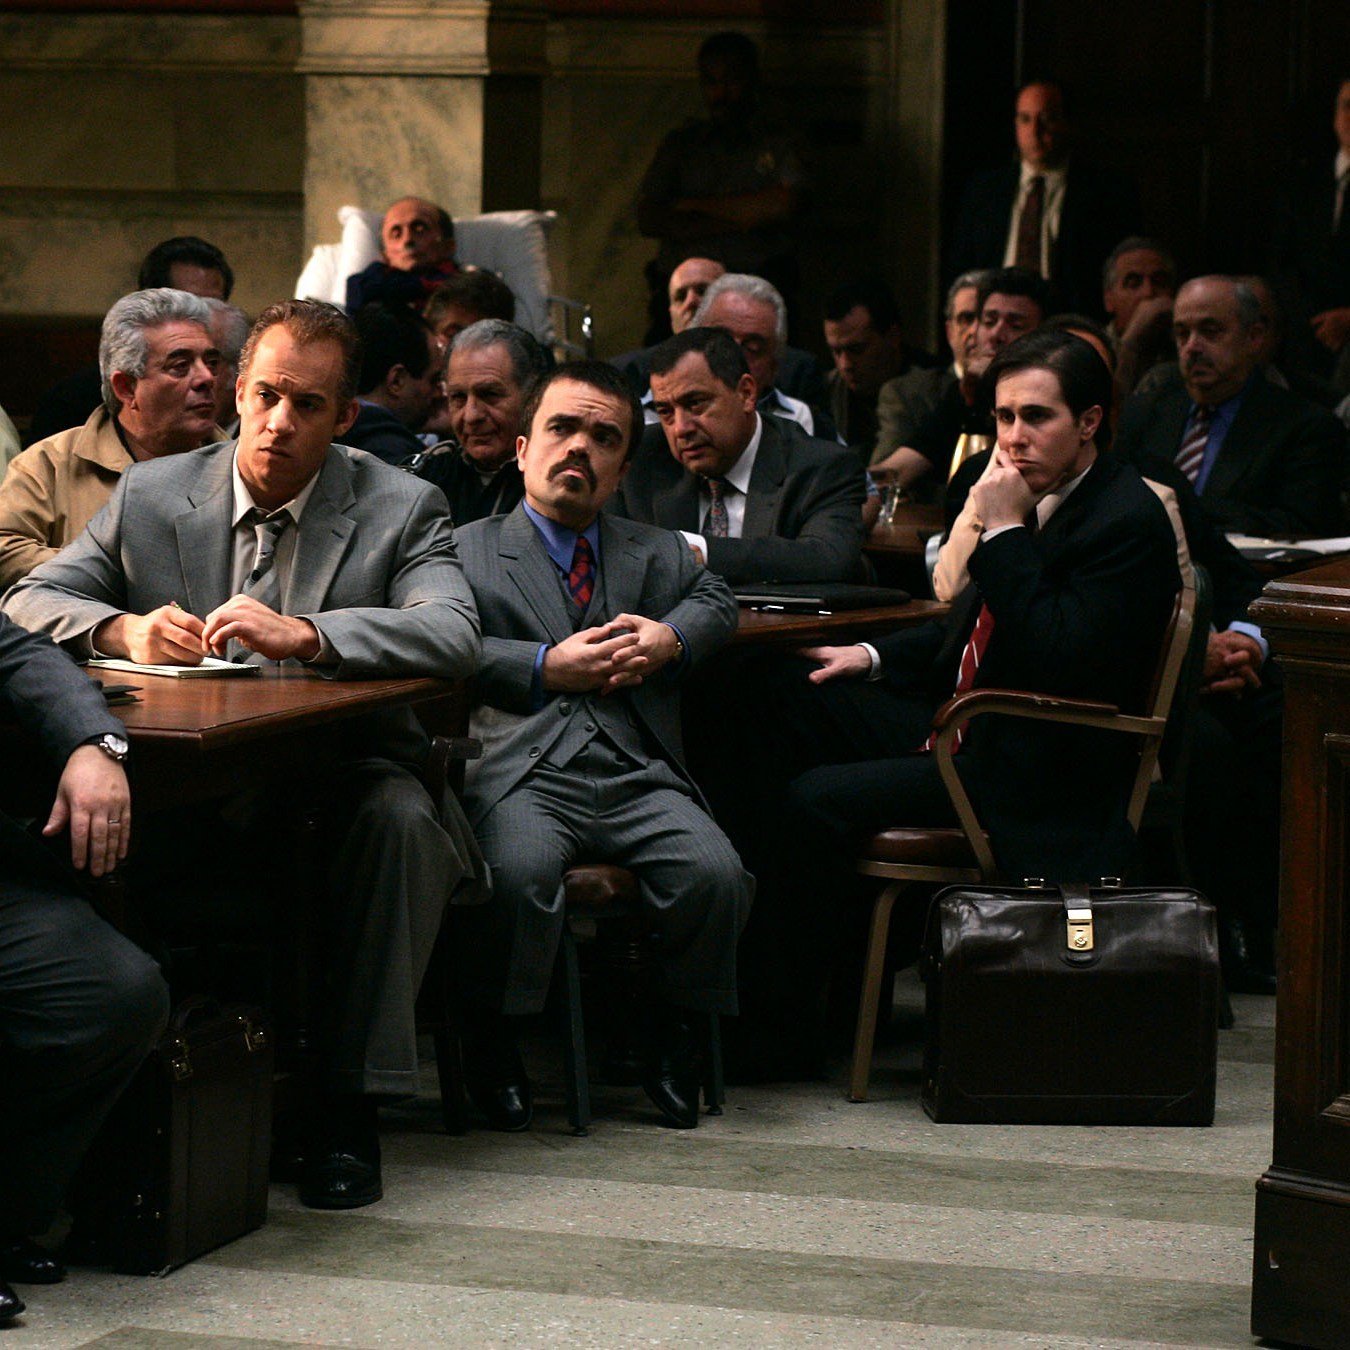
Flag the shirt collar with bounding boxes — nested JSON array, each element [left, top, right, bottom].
[[1035, 455, 1094, 528], [1019, 159, 1067, 189], [718, 412, 763, 495], [230, 446, 322, 527], [522, 500, 601, 574]]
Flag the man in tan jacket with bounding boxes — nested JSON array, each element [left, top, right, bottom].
[[0, 289, 223, 589]]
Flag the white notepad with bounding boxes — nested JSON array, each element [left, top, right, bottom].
[[87, 657, 260, 678]]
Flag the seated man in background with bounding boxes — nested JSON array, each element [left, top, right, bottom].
[[454, 361, 752, 1131], [0, 612, 168, 1327], [0, 289, 225, 590], [345, 196, 460, 314], [425, 268, 517, 344], [203, 297, 251, 436], [874, 266, 1050, 489], [343, 302, 444, 464], [823, 278, 937, 456], [872, 271, 986, 466], [692, 273, 830, 436], [612, 327, 866, 584], [728, 331, 1180, 1058], [3, 299, 487, 1212], [612, 254, 726, 396], [25, 236, 234, 446], [1103, 236, 1177, 396], [1115, 274, 1350, 537], [415, 319, 550, 524]]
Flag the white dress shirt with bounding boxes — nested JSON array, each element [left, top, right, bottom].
[[679, 413, 764, 558]]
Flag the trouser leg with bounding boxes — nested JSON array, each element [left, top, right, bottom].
[[322, 762, 471, 1096], [0, 883, 168, 1236]]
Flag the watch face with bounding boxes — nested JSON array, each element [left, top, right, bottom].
[[103, 734, 130, 759]]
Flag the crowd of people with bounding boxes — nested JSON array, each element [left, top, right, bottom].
[[1, 36, 1348, 1328]]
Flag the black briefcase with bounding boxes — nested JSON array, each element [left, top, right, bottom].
[[71, 999, 273, 1275], [921, 882, 1219, 1125]]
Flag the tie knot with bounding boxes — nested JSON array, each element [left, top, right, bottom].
[[705, 476, 729, 499], [247, 506, 290, 536]]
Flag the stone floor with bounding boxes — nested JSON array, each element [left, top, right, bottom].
[[8, 977, 1273, 1348]]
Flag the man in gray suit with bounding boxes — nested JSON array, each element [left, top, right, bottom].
[[3, 300, 486, 1212], [612, 327, 866, 585], [455, 360, 752, 1130]]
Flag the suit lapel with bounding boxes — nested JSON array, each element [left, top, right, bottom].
[[653, 471, 702, 532], [596, 515, 648, 621], [500, 506, 575, 645], [174, 448, 235, 616], [1202, 380, 1266, 503], [741, 417, 787, 538], [288, 451, 357, 616]]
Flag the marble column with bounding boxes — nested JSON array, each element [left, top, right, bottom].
[[297, 0, 545, 251]]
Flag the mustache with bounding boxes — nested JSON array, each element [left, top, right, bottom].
[[549, 455, 596, 489]]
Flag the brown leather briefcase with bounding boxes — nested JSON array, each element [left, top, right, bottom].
[[71, 999, 273, 1275], [921, 882, 1219, 1125]]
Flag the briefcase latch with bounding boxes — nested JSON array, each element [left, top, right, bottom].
[[168, 1038, 192, 1082], [1065, 907, 1094, 952]]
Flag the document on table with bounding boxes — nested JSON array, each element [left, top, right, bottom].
[[86, 657, 259, 678], [1226, 534, 1350, 555]]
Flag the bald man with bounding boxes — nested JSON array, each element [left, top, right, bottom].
[[345, 196, 461, 314]]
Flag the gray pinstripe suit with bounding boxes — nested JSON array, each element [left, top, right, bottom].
[[456, 505, 753, 1015]]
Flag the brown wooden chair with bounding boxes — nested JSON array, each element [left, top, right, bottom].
[[557, 863, 724, 1136], [847, 582, 1198, 1102]]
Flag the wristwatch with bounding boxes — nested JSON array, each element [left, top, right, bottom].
[[87, 732, 130, 763]]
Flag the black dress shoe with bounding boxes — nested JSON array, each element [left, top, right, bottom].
[[0, 1281, 23, 1324], [299, 1147, 383, 1210], [642, 1007, 700, 1129], [465, 1019, 533, 1132], [0, 1237, 65, 1285], [298, 1095, 383, 1210], [1219, 915, 1278, 995]]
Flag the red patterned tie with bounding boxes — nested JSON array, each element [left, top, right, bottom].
[[1014, 175, 1046, 272], [923, 601, 995, 753], [567, 534, 595, 609], [1174, 405, 1211, 485]]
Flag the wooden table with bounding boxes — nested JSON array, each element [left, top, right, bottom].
[[1248, 558, 1350, 1347], [91, 667, 459, 812], [733, 598, 946, 648], [865, 501, 945, 559]]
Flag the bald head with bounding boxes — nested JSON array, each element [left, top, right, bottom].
[[380, 196, 455, 272], [1173, 276, 1265, 404]]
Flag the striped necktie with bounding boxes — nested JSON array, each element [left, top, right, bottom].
[[231, 507, 291, 662], [1174, 405, 1212, 486]]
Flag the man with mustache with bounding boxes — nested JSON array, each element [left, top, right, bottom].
[[0, 289, 225, 589], [612, 326, 865, 584], [1115, 275, 1349, 538], [453, 360, 752, 1132]]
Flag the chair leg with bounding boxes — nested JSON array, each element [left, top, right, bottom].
[[848, 882, 903, 1103], [558, 927, 591, 1136], [433, 1028, 469, 1135], [703, 1013, 724, 1116]]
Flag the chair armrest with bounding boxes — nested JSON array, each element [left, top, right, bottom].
[[927, 688, 1167, 879], [424, 733, 483, 797], [932, 687, 1163, 738]]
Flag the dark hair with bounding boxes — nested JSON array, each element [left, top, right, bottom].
[[698, 31, 759, 79], [823, 277, 901, 332], [977, 266, 1053, 322], [1043, 311, 1113, 355], [519, 360, 645, 462], [353, 302, 432, 394], [239, 299, 361, 404], [985, 328, 1111, 420], [425, 269, 516, 328], [1101, 235, 1178, 291], [649, 326, 750, 389], [138, 236, 233, 299]]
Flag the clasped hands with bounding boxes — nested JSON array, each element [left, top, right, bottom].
[[1203, 629, 1263, 697], [542, 615, 679, 695], [95, 597, 321, 665]]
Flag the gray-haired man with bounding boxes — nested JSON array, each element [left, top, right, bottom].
[[0, 288, 224, 589]]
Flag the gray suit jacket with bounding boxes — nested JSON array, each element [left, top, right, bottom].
[[455, 505, 738, 826], [610, 414, 866, 585], [2, 440, 483, 776]]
